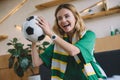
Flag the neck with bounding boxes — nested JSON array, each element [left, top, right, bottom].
[[67, 28, 76, 37], [67, 29, 76, 43]]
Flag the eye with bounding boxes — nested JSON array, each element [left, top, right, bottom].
[[65, 14, 70, 18], [57, 16, 62, 21]]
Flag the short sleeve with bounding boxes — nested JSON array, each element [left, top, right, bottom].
[[74, 30, 96, 63], [39, 44, 54, 67]]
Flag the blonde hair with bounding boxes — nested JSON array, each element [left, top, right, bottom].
[[53, 4, 86, 38]]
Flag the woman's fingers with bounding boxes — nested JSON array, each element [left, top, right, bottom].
[[36, 16, 45, 29], [35, 16, 52, 36], [38, 16, 49, 26], [38, 16, 45, 22], [36, 17, 42, 25]]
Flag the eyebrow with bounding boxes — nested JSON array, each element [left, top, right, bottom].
[[57, 13, 69, 18]]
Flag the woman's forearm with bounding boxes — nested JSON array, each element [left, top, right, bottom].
[[49, 34, 80, 56], [31, 42, 43, 67]]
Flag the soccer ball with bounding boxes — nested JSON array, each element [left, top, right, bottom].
[[22, 15, 45, 42]]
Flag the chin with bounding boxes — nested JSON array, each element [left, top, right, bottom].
[[64, 30, 70, 33]]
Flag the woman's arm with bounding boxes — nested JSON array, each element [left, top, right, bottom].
[[31, 42, 43, 67], [51, 35, 80, 56], [37, 16, 80, 56]]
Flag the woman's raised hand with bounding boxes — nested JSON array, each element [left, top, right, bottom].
[[36, 16, 53, 37]]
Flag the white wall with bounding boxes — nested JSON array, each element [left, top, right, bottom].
[[85, 13, 120, 37], [0, 0, 120, 55]]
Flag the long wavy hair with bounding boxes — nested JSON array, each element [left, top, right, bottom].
[[53, 3, 86, 38]]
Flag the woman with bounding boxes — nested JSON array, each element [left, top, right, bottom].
[[31, 3, 107, 80]]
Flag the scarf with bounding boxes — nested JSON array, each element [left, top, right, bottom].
[[51, 31, 86, 80]]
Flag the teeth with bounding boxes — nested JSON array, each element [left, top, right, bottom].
[[64, 24, 70, 27]]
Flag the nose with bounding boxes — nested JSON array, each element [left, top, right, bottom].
[[61, 17, 66, 22]]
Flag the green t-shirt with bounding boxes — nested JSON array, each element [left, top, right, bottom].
[[40, 30, 106, 80]]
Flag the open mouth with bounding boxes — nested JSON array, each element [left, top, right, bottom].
[[63, 23, 70, 28]]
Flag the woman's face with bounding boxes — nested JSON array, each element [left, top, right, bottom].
[[56, 8, 76, 33]]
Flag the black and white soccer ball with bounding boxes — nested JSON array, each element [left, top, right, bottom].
[[22, 16, 45, 42]]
